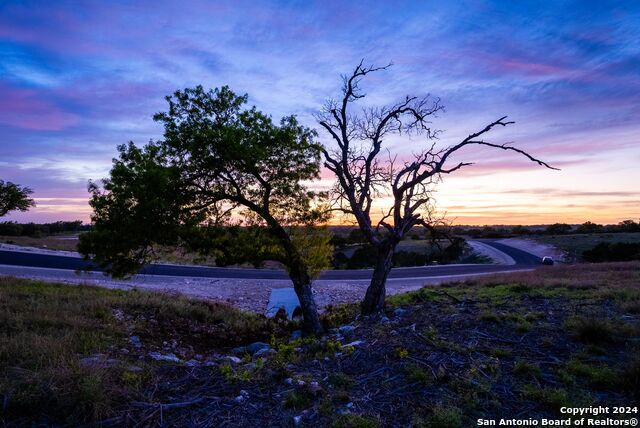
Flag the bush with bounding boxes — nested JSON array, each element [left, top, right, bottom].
[[565, 316, 615, 344], [347, 245, 377, 269], [545, 223, 572, 235], [332, 251, 349, 269], [393, 250, 426, 267], [583, 242, 640, 262]]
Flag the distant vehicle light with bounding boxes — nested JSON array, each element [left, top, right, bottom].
[[542, 256, 554, 265]]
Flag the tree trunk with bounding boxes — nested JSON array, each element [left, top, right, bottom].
[[290, 272, 323, 335], [361, 242, 395, 315], [266, 222, 323, 335]]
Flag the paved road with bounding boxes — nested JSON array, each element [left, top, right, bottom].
[[0, 240, 540, 281]]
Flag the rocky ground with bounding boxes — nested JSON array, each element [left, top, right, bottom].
[[55, 264, 640, 426], [0, 261, 523, 315]]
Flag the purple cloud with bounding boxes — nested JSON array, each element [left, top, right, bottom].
[[0, 0, 638, 224]]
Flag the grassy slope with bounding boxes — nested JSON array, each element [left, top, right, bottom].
[[2, 263, 640, 426], [0, 278, 278, 425], [532, 232, 640, 261]]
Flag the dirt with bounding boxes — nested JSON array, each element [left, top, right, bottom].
[[95, 267, 639, 427]]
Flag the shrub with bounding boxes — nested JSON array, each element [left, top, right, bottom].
[[393, 250, 427, 267], [330, 414, 380, 428], [583, 242, 640, 262], [427, 406, 463, 428], [347, 245, 377, 269], [565, 317, 614, 344], [513, 361, 542, 379]]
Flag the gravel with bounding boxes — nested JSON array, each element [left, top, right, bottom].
[[0, 263, 529, 314]]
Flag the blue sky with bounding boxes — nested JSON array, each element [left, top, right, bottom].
[[1, 0, 639, 224]]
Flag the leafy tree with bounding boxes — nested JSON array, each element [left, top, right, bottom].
[[318, 61, 555, 314], [575, 221, 603, 234], [0, 180, 35, 217], [545, 223, 572, 235], [79, 86, 329, 334], [616, 220, 640, 233]]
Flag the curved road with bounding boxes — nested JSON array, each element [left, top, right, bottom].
[[0, 240, 540, 280]]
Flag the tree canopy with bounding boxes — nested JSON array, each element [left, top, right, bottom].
[[79, 85, 330, 333], [0, 180, 35, 217]]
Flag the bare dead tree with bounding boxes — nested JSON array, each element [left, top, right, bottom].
[[317, 61, 557, 315]]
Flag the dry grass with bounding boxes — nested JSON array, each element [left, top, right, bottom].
[[457, 261, 640, 291], [0, 276, 280, 425], [2, 262, 639, 426], [1, 234, 80, 251], [533, 232, 640, 261]]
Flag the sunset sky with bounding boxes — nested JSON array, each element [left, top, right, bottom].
[[1, 0, 638, 225]]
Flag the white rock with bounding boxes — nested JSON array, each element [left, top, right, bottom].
[[148, 352, 181, 363], [224, 356, 242, 364]]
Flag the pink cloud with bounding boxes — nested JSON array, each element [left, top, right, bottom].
[[0, 84, 78, 131]]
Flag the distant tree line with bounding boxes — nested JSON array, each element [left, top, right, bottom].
[[0, 221, 88, 237], [457, 220, 640, 239]]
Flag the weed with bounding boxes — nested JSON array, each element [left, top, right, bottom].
[[427, 405, 463, 428], [565, 359, 616, 388], [513, 361, 542, 379], [284, 390, 313, 409], [565, 316, 615, 344], [325, 339, 342, 354], [478, 310, 500, 323], [395, 347, 409, 359], [491, 348, 512, 358], [620, 355, 640, 397], [405, 364, 432, 384], [219, 363, 234, 379], [318, 398, 333, 416], [329, 414, 380, 428], [515, 320, 532, 332], [328, 372, 353, 389], [521, 385, 570, 411]]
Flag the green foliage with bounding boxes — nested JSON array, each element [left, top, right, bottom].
[[576, 221, 604, 234], [513, 361, 542, 379], [404, 364, 432, 384], [491, 348, 512, 358], [545, 223, 573, 235], [620, 355, 640, 397], [0, 220, 85, 237], [287, 226, 333, 279], [0, 276, 277, 424], [79, 85, 329, 280], [0, 180, 35, 217], [565, 316, 615, 344], [329, 414, 380, 428], [521, 385, 570, 411], [347, 244, 377, 269], [583, 242, 640, 262], [395, 347, 409, 359], [426, 406, 463, 428], [284, 390, 313, 409], [328, 372, 353, 389], [393, 250, 427, 267], [564, 359, 616, 388]]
